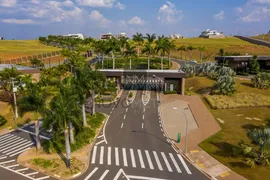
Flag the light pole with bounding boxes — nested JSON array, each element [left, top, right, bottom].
[[173, 107, 189, 153], [10, 78, 18, 119], [222, 56, 228, 67]]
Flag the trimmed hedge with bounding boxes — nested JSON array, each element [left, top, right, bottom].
[[0, 115, 7, 126]]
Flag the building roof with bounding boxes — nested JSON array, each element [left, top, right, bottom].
[[0, 64, 39, 73]]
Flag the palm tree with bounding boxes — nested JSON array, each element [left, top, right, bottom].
[[94, 40, 107, 69], [132, 33, 144, 56], [155, 36, 169, 70], [144, 33, 156, 44], [197, 46, 206, 64], [177, 45, 186, 59], [187, 45, 196, 60], [43, 86, 82, 168], [123, 45, 137, 69], [166, 40, 177, 67], [106, 38, 120, 69], [119, 36, 129, 53], [17, 83, 45, 150], [142, 42, 155, 70]]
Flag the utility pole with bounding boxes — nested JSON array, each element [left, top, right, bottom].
[[11, 78, 18, 119]]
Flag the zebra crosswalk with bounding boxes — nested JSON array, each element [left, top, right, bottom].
[[0, 133, 34, 157], [91, 146, 192, 174]]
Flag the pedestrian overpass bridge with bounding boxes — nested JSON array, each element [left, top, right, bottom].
[[98, 69, 186, 95]]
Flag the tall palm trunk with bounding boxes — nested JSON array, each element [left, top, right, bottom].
[[161, 55, 164, 70], [64, 129, 71, 168], [35, 120, 40, 151], [148, 54, 150, 70], [69, 122, 75, 144], [102, 54, 104, 69], [90, 90, 96, 115], [82, 103, 87, 127], [129, 58, 132, 70], [112, 52, 115, 69]]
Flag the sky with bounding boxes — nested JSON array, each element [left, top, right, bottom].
[[0, 0, 270, 39]]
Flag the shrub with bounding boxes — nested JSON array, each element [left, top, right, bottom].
[[213, 75, 236, 95], [197, 62, 218, 79], [0, 115, 7, 126], [181, 63, 196, 78], [252, 72, 270, 89], [128, 92, 133, 98], [164, 90, 177, 94], [31, 158, 57, 169]]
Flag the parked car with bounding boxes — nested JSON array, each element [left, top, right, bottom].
[[189, 60, 198, 64]]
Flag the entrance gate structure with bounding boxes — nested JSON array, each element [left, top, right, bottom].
[[98, 69, 186, 95]]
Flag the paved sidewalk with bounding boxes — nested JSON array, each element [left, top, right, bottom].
[[160, 94, 247, 180]]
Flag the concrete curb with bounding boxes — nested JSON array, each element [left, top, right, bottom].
[[158, 92, 214, 180]]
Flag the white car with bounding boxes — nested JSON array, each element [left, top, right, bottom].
[[189, 60, 198, 64]]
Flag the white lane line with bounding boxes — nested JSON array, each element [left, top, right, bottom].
[[127, 175, 169, 180], [163, 134, 165, 137], [112, 107, 115, 111], [122, 148, 128, 167], [177, 154, 192, 174], [110, 111, 112, 114], [99, 170, 109, 180], [0, 134, 10, 140], [91, 146, 97, 164], [143, 108, 145, 112], [121, 123, 124, 128], [159, 124, 161, 127], [3, 141, 33, 154], [0, 138, 28, 151], [0, 137, 22, 147], [142, 115, 145, 120], [0, 134, 15, 141], [161, 152, 173, 172], [161, 129, 163, 132], [100, 146, 104, 164], [153, 151, 163, 171], [108, 147, 111, 165], [123, 115, 126, 120], [0, 160, 15, 165], [166, 139, 170, 143], [97, 135, 103, 139], [115, 147, 119, 166], [0, 156, 7, 160], [16, 168, 28, 172], [130, 149, 136, 168], [95, 139, 105, 146], [9, 147, 31, 157], [169, 153, 181, 173], [0, 164, 35, 180], [0, 136, 18, 144], [142, 123, 144, 129], [25, 171, 39, 176], [126, 108, 128, 112], [145, 150, 154, 170], [137, 149, 145, 169], [84, 167, 99, 180], [5, 164, 19, 168], [35, 176, 50, 180], [5, 143, 33, 155]]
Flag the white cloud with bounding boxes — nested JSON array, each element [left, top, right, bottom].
[[2, 18, 36, 24], [0, 0, 16, 7], [63, 0, 74, 7], [237, 0, 270, 22], [128, 16, 144, 25], [76, 0, 116, 8], [157, 1, 184, 24], [116, 2, 125, 10], [214, 11, 224, 20], [30, 0, 40, 4], [89, 10, 111, 27]]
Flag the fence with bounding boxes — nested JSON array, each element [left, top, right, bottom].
[[0, 50, 62, 65]]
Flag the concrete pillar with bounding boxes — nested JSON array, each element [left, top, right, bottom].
[[181, 78, 185, 96], [116, 77, 121, 94], [164, 83, 167, 92]]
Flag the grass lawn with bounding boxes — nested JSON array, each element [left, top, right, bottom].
[[171, 37, 270, 62], [251, 34, 270, 43], [0, 40, 60, 60], [185, 77, 270, 180]]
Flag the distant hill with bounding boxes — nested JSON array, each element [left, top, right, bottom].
[[268, 30, 270, 35], [251, 34, 270, 43]]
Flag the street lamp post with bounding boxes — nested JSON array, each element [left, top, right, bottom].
[[10, 78, 18, 119], [174, 107, 189, 153]]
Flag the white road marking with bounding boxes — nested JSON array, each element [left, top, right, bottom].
[[126, 108, 128, 112], [121, 123, 124, 128], [97, 135, 103, 139], [127, 175, 169, 180], [112, 107, 115, 111], [0, 136, 18, 143], [0, 138, 28, 151], [108, 147, 111, 165], [0, 137, 22, 147], [6, 164, 19, 168], [137, 149, 145, 168], [161, 129, 163, 132], [143, 108, 145, 112], [123, 115, 126, 120], [142, 115, 145, 120], [35, 176, 50, 180], [0, 134, 10, 140], [115, 147, 119, 166], [145, 150, 154, 170], [0, 164, 35, 180], [25, 172, 38, 176], [163, 134, 166, 137], [84, 167, 98, 180], [102, 115, 109, 144], [153, 151, 163, 171], [95, 140, 105, 146], [110, 111, 112, 114], [177, 154, 192, 174], [0, 156, 7, 160], [166, 139, 170, 143], [161, 152, 173, 172], [99, 170, 109, 180], [91, 146, 97, 164], [100, 146, 104, 164], [169, 153, 182, 173], [160, 124, 162, 127], [3, 141, 33, 154], [9, 147, 31, 157], [16, 168, 28, 172], [0, 160, 15, 165], [130, 149, 136, 168], [142, 123, 144, 129], [122, 148, 128, 167]]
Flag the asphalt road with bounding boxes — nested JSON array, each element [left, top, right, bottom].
[[80, 88, 209, 180]]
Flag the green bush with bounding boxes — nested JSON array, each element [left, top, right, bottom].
[[164, 90, 177, 94], [31, 158, 58, 169], [252, 72, 270, 89], [181, 63, 196, 78], [128, 92, 133, 98], [0, 115, 7, 126]]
